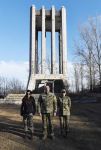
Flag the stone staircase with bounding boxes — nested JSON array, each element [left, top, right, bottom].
[[4, 93, 40, 105], [5, 94, 25, 104]]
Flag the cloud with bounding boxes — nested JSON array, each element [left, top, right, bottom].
[[0, 61, 29, 86], [0, 60, 74, 90]]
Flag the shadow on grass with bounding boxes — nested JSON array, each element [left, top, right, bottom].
[[0, 103, 101, 150], [0, 117, 43, 139]]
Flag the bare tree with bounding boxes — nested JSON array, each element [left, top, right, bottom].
[[76, 31, 93, 90], [8, 78, 25, 94], [79, 63, 85, 92], [0, 76, 25, 95], [75, 17, 101, 91], [73, 63, 80, 93], [0, 76, 9, 96], [89, 19, 101, 86]]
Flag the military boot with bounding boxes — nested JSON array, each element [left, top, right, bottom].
[[50, 133, 55, 140], [60, 128, 63, 136], [24, 131, 27, 139], [64, 129, 69, 138], [29, 131, 33, 140], [42, 130, 47, 140], [42, 134, 47, 140]]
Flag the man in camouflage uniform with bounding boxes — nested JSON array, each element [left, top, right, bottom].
[[20, 90, 36, 139], [58, 89, 71, 137], [38, 84, 57, 140]]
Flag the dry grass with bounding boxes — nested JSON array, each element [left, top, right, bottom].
[[0, 103, 101, 150]]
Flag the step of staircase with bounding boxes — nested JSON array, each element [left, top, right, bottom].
[[5, 94, 25, 104]]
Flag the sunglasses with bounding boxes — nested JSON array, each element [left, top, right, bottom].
[[62, 91, 66, 93], [27, 92, 31, 94]]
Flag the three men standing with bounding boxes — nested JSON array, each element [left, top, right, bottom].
[[20, 86, 71, 140]]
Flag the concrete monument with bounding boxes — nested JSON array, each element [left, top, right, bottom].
[[27, 5, 68, 93]]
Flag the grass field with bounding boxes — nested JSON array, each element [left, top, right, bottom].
[[0, 102, 101, 150]]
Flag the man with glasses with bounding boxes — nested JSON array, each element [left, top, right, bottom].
[[58, 89, 71, 137], [20, 90, 36, 139]]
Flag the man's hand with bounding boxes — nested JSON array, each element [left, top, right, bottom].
[[39, 113, 41, 116], [20, 113, 23, 116], [53, 112, 56, 116]]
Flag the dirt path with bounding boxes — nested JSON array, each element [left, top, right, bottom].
[[0, 103, 101, 150]]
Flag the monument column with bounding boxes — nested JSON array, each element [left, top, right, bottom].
[[59, 29, 63, 74], [41, 6, 46, 74], [30, 5, 36, 75], [51, 6, 56, 74], [61, 6, 67, 75], [35, 30, 38, 73]]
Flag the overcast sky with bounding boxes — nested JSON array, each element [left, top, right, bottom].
[[0, 0, 101, 87]]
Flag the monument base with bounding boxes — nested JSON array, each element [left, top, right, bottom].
[[27, 74, 68, 93]]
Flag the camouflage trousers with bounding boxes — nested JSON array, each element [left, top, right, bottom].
[[59, 115, 70, 135], [42, 113, 54, 137], [23, 113, 34, 133]]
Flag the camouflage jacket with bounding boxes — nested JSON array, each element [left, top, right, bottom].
[[58, 96, 71, 116], [38, 92, 57, 114]]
